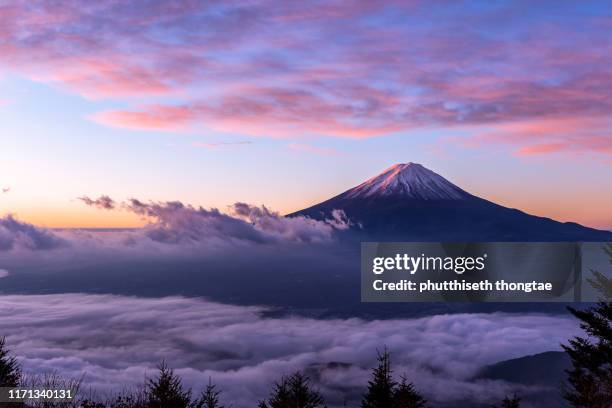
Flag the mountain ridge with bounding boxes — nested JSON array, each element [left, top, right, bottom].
[[289, 163, 612, 241]]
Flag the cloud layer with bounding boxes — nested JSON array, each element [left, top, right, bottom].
[[1, 1, 611, 159], [0, 198, 349, 251], [0, 215, 67, 251], [0, 200, 351, 277], [78, 195, 116, 210], [0, 294, 579, 407], [124, 199, 350, 245]]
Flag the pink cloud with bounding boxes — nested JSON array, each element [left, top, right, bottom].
[[517, 143, 566, 156], [453, 118, 612, 159], [52, 57, 173, 98], [94, 105, 194, 131], [0, 0, 611, 160], [94, 88, 406, 138]]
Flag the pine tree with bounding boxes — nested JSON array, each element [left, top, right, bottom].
[[562, 244, 612, 407], [0, 336, 21, 387], [586, 244, 612, 300], [562, 302, 612, 407], [194, 378, 224, 408], [145, 361, 192, 408], [588, 270, 612, 300], [259, 371, 325, 408], [497, 394, 521, 408], [392, 377, 426, 408], [361, 348, 396, 408]]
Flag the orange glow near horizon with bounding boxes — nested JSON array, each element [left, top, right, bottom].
[[476, 192, 612, 232], [7, 197, 611, 231], [16, 208, 146, 229]]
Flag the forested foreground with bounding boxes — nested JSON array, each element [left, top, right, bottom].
[[0, 340, 508, 408]]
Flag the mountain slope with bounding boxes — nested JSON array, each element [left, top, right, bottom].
[[475, 351, 570, 407], [344, 163, 469, 200], [476, 351, 570, 387], [290, 163, 612, 241]]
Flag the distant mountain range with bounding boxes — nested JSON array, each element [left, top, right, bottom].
[[476, 351, 571, 407], [291, 163, 612, 241]]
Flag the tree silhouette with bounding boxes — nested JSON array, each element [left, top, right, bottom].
[[0, 336, 20, 387], [586, 244, 612, 300], [562, 302, 612, 407], [361, 347, 396, 408], [259, 371, 325, 408], [145, 361, 192, 408], [194, 378, 224, 408], [392, 377, 426, 408], [562, 244, 612, 407], [362, 348, 426, 408], [494, 394, 520, 408]]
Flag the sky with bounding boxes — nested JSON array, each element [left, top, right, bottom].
[[0, 0, 610, 229]]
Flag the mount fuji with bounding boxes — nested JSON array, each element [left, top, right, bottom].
[[291, 163, 612, 241]]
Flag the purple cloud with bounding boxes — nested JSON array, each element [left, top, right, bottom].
[[78, 195, 116, 210], [0, 293, 579, 407], [0, 1, 610, 158], [123, 199, 349, 245], [0, 215, 66, 251], [0, 196, 349, 259]]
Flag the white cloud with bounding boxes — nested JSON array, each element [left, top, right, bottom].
[[0, 294, 578, 407]]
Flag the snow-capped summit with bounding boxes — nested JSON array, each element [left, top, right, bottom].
[[344, 163, 468, 200], [289, 162, 612, 241]]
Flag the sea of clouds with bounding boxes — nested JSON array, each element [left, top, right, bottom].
[[0, 294, 578, 407], [0, 199, 581, 406]]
